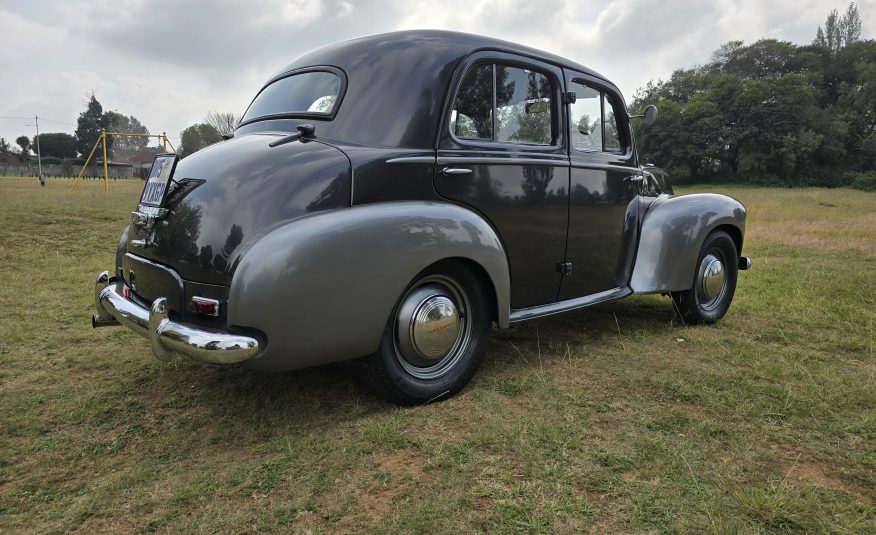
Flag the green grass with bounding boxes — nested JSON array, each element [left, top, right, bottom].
[[0, 177, 874, 533]]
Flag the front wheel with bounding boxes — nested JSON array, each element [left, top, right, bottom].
[[359, 262, 492, 405], [671, 230, 738, 324]]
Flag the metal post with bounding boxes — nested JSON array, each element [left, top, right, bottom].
[[101, 129, 108, 193], [35, 115, 44, 186], [162, 132, 168, 152], [70, 135, 104, 191]]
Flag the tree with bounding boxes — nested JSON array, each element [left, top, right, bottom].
[[74, 94, 111, 158], [179, 123, 221, 158], [105, 111, 150, 157], [32, 133, 77, 159], [841, 2, 863, 46], [205, 111, 240, 137], [15, 135, 31, 161], [0, 138, 9, 154], [816, 3, 862, 51]]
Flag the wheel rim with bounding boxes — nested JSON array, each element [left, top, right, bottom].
[[697, 251, 726, 311], [393, 275, 472, 380]]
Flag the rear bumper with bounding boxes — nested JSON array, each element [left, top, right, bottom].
[[92, 271, 259, 364]]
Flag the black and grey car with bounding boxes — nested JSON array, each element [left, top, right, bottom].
[[92, 30, 751, 404]]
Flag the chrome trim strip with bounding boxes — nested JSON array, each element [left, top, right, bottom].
[[386, 156, 436, 164], [92, 273, 259, 365], [437, 156, 569, 167], [509, 286, 632, 323], [571, 161, 639, 173], [391, 155, 634, 172]]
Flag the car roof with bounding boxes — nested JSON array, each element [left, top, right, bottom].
[[238, 30, 617, 149], [274, 30, 610, 83]]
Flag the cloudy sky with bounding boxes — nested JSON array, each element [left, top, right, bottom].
[[1, 0, 873, 148]]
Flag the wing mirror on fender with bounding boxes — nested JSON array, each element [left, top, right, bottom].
[[630, 104, 658, 126]]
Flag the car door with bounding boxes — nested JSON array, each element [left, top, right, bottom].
[[435, 53, 569, 309], [558, 72, 641, 300]]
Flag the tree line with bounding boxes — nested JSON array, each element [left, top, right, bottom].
[[632, 3, 874, 190], [0, 95, 239, 166]]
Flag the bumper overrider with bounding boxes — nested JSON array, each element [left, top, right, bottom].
[[91, 271, 259, 364]]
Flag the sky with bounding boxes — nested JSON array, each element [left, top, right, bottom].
[[1, 0, 873, 149]]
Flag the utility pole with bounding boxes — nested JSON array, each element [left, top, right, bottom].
[[34, 115, 44, 186]]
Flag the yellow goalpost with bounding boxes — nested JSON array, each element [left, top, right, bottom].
[[70, 128, 172, 192]]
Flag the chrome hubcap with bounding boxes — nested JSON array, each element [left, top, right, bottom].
[[394, 277, 471, 380], [411, 295, 460, 359], [698, 252, 726, 309]]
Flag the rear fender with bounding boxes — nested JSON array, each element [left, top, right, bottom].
[[630, 193, 746, 293], [228, 201, 510, 371]]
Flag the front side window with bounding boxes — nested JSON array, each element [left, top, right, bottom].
[[451, 62, 556, 146], [569, 81, 625, 153], [242, 71, 341, 123]]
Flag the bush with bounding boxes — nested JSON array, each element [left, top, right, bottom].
[[848, 171, 876, 192]]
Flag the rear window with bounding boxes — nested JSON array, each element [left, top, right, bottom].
[[241, 71, 342, 123]]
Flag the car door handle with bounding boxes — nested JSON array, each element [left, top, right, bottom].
[[441, 167, 472, 176], [625, 175, 644, 183]]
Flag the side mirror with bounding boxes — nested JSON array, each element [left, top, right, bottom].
[[643, 104, 658, 126], [630, 104, 658, 125]]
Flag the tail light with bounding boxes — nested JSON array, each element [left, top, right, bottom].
[[190, 296, 221, 317]]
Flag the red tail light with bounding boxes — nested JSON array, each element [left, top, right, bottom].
[[190, 296, 220, 316]]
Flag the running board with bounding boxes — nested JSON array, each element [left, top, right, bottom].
[[509, 286, 632, 323]]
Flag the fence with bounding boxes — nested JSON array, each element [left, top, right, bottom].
[[0, 162, 137, 179]]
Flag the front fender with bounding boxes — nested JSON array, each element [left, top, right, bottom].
[[630, 193, 746, 293], [228, 201, 510, 371]]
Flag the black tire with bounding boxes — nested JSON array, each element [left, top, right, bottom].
[[671, 230, 738, 324], [359, 261, 492, 405]]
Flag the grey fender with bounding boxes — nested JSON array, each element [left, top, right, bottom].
[[228, 201, 510, 372], [630, 193, 746, 293]]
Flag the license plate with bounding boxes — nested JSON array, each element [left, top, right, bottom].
[[140, 154, 178, 206]]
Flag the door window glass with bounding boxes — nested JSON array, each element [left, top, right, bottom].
[[569, 84, 601, 152], [568, 81, 625, 153], [603, 93, 623, 152], [451, 62, 556, 145], [495, 66, 554, 145], [451, 63, 493, 140]]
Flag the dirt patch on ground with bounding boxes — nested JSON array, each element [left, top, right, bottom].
[[768, 443, 874, 504], [332, 448, 434, 533]]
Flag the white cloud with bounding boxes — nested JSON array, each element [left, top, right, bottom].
[[0, 0, 874, 147]]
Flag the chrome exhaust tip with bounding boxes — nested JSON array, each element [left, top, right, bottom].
[[92, 313, 118, 328], [738, 257, 752, 270], [93, 271, 119, 328]]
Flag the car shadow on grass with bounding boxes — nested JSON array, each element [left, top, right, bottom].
[[150, 295, 678, 430]]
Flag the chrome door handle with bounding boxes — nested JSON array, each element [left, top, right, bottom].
[[625, 175, 644, 183], [441, 167, 472, 176]]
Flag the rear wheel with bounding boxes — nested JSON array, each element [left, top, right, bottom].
[[359, 262, 492, 405], [671, 230, 738, 324]]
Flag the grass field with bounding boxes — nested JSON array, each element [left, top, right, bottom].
[[0, 176, 873, 533]]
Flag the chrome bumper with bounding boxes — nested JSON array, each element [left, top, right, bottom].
[[92, 271, 259, 364]]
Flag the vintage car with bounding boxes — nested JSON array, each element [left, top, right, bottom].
[[92, 30, 750, 404]]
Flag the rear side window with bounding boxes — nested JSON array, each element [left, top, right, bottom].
[[450, 64, 493, 140], [569, 80, 625, 153], [242, 71, 342, 123], [451, 63, 556, 146]]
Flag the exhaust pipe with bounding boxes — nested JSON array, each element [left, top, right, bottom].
[[93, 271, 119, 328], [92, 313, 118, 328]]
